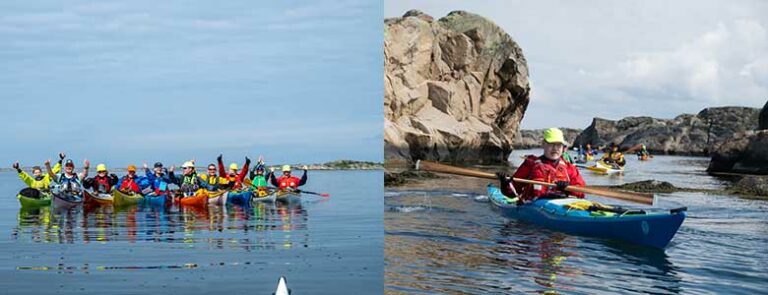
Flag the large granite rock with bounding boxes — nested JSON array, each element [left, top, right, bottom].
[[707, 129, 768, 175], [760, 100, 768, 130], [572, 107, 760, 155], [513, 128, 582, 149], [384, 10, 530, 164]]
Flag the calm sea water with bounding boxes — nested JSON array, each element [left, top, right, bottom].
[[385, 150, 768, 294], [1, 170, 383, 295]]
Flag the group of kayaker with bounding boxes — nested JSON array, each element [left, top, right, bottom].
[[12, 152, 309, 201]]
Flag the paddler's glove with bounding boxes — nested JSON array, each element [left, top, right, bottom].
[[12, 162, 21, 173], [555, 180, 569, 191], [496, 171, 510, 187], [217, 154, 223, 163]]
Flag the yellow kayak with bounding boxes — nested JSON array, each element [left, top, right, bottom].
[[586, 160, 624, 175]]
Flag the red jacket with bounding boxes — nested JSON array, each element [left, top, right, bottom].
[[502, 155, 585, 201], [218, 158, 250, 190]]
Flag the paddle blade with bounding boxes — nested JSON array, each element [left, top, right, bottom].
[[319, 193, 330, 197]]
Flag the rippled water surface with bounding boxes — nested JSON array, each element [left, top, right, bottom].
[[2, 170, 383, 294], [385, 150, 768, 294]]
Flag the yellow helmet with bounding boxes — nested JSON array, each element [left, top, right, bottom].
[[229, 163, 239, 170], [281, 165, 291, 172], [543, 128, 567, 145], [96, 164, 107, 172]]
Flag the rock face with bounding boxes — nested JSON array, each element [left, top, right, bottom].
[[384, 10, 530, 164], [572, 107, 760, 155], [513, 128, 582, 149], [708, 130, 768, 175], [760, 101, 768, 130]]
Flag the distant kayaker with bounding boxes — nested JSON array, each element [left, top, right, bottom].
[[637, 144, 650, 160], [497, 127, 585, 204], [601, 143, 626, 168], [217, 154, 251, 190], [143, 162, 174, 196], [46, 157, 90, 195], [13, 152, 64, 192], [84, 164, 118, 194], [117, 165, 145, 194], [269, 165, 308, 190]]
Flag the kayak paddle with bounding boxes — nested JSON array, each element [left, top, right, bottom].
[[416, 160, 654, 205]]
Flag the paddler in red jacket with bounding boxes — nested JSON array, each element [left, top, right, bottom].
[[269, 165, 308, 190], [117, 165, 142, 194], [498, 127, 586, 204], [217, 154, 251, 190]]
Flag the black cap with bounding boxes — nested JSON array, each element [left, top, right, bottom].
[[154, 162, 163, 168], [65, 159, 74, 167]]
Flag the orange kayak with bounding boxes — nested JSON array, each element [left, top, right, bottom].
[[178, 191, 208, 208]]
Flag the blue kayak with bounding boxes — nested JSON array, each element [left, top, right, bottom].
[[227, 191, 252, 205], [142, 193, 167, 207], [487, 185, 686, 248]]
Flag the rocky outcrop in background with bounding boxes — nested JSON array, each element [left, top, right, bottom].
[[572, 107, 760, 155], [708, 101, 768, 175], [513, 128, 582, 149], [384, 10, 530, 164], [760, 101, 768, 130]]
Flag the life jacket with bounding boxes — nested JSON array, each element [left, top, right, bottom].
[[277, 175, 301, 189], [119, 176, 140, 193], [251, 175, 268, 188], [151, 173, 170, 195], [180, 173, 200, 194], [93, 175, 112, 193], [59, 173, 82, 193], [225, 174, 244, 190], [523, 157, 570, 199]]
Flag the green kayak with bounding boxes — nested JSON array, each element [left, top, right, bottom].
[[113, 189, 144, 207], [17, 188, 52, 208]]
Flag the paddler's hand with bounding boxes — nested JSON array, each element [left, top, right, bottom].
[[84, 159, 90, 169], [496, 171, 510, 186], [59, 152, 66, 160], [245, 157, 251, 164], [302, 165, 308, 171], [143, 163, 148, 170], [217, 154, 222, 163], [270, 167, 275, 172], [555, 180, 569, 191], [12, 162, 20, 172]]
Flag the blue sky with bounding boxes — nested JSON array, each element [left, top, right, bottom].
[[1, 1, 383, 168], [386, 0, 767, 129]]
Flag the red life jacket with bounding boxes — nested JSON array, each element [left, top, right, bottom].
[[277, 176, 300, 189], [524, 158, 571, 199], [94, 175, 112, 193], [119, 177, 140, 193]]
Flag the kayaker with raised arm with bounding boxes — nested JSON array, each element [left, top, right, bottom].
[[497, 128, 585, 205], [143, 162, 174, 196], [269, 165, 308, 190], [601, 143, 626, 168], [171, 161, 210, 196], [13, 152, 64, 192], [249, 158, 274, 196], [217, 154, 251, 190], [84, 164, 118, 194], [46, 158, 90, 195]]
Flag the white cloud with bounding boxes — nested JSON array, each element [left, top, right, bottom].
[[616, 20, 767, 105]]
